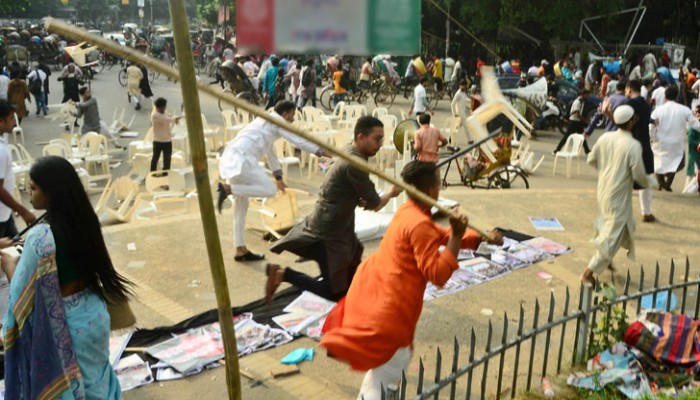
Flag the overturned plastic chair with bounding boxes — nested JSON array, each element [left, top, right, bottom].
[[94, 176, 139, 223], [250, 188, 310, 240]]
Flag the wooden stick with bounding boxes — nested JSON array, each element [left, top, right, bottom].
[[44, 20, 492, 239], [168, 3, 242, 399]]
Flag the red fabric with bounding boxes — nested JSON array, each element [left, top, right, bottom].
[[629, 312, 700, 366], [476, 60, 486, 77], [319, 200, 481, 371], [624, 321, 644, 347]]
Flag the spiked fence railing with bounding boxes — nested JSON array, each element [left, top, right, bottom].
[[375, 258, 698, 400]]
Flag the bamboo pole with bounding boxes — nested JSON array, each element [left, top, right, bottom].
[[168, 2, 241, 399], [44, 19, 492, 236]]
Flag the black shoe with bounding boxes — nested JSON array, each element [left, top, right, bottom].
[[217, 182, 227, 214], [36, 110, 40, 115], [135, 104, 141, 111], [234, 251, 265, 262]]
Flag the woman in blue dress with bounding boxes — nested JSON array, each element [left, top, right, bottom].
[[1, 156, 133, 399]]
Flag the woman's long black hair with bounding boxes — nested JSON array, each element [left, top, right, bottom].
[[29, 156, 133, 303]]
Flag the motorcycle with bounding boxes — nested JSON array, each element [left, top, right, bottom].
[[534, 97, 567, 134]]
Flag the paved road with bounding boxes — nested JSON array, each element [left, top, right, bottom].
[[8, 66, 700, 399]]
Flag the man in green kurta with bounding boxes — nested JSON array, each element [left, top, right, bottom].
[[265, 116, 401, 302]]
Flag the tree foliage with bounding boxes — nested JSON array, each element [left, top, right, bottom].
[[422, 0, 700, 51], [76, 0, 111, 25]]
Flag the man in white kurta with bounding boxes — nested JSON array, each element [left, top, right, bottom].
[[219, 100, 326, 261], [126, 63, 144, 110], [581, 105, 649, 285], [650, 86, 700, 191], [450, 80, 473, 143]]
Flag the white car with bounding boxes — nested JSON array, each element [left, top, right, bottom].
[[104, 32, 126, 47]]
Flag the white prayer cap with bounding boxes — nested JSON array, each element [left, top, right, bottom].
[[541, 59, 549, 65], [613, 105, 635, 125]]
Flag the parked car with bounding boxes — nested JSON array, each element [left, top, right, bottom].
[[553, 78, 604, 128]]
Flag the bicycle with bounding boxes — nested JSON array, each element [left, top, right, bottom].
[[318, 81, 371, 111], [373, 76, 400, 109]]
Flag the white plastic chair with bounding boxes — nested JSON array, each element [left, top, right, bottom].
[[136, 170, 191, 218], [42, 143, 83, 167], [81, 133, 111, 175], [145, 170, 187, 197], [201, 113, 222, 151], [9, 144, 31, 190], [553, 134, 585, 178], [273, 139, 302, 179], [76, 167, 112, 194], [379, 114, 398, 133], [249, 189, 310, 239], [222, 110, 244, 143], [337, 105, 367, 130], [11, 113, 24, 146], [372, 107, 389, 118], [94, 176, 139, 223], [128, 127, 154, 161]]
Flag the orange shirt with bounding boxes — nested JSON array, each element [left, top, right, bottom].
[[687, 72, 697, 89], [333, 70, 347, 94], [414, 125, 447, 163], [320, 200, 481, 371]]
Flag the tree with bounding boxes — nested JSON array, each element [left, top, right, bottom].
[[76, 0, 111, 25], [192, 0, 235, 27], [1, 0, 57, 18]]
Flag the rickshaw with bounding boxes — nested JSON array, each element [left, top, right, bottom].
[[394, 119, 530, 189], [218, 60, 261, 110], [4, 44, 30, 71], [64, 41, 101, 88]]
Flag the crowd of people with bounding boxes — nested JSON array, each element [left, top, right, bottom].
[[2, 18, 700, 400]]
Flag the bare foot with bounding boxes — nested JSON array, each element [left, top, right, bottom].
[[265, 264, 284, 304]]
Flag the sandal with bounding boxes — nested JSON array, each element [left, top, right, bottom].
[[265, 263, 282, 304], [234, 251, 265, 262]]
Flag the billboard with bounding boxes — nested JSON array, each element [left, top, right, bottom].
[[236, 0, 420, 55]]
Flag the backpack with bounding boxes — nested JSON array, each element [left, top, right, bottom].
[[301, 68, 313, 87], [28, 73, 42, 95], [339, 69, 350, 90]]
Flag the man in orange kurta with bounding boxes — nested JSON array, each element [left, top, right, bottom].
[[320, 161, 503, 400]]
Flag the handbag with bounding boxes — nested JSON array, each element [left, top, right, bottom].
[[107, 296, 137, 331]]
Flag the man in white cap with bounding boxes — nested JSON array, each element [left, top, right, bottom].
[[537, 59, 548, 77], [581, 105, 650, 285]]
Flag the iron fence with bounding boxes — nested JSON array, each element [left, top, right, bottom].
[[376, 258, 699, 400]]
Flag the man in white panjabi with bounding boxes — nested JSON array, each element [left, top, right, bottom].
[[450, 80, 473, 143], [218, 100, 327, 262], [581, 105, 649, 285], [126, 63, 144, 110], [650, 85, 700, 191]]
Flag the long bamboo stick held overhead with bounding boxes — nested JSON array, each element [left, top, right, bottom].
[[44, 20, 493, 236]]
